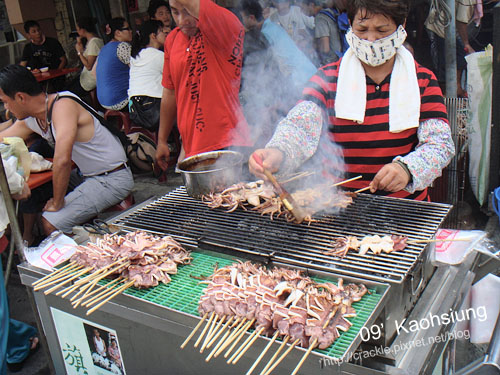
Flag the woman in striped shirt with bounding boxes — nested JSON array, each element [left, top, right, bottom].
[[249, 0, 454, 201]]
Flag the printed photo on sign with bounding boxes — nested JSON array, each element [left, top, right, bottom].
[[84, 324, 125, 375], [50, 307, 126, 375]]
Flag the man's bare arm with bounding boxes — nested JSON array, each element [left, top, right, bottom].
[[47, 101, 78, 210], [319, 36, 330, 54], [156, 88, 177, 170], [0, 120, 34, 143], [456, 21, 474, 53], [58, 55, 68, 70], [158, 88, 177, 144]]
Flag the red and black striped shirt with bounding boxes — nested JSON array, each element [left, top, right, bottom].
[[302, 59, 448, 200]]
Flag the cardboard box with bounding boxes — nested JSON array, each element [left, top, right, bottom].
[[5, 0, 56, 25]]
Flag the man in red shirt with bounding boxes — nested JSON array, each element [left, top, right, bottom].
[[156, 0, 252, 168]]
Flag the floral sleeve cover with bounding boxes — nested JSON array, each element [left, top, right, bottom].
[[266, 101, 322, 173], [267, 102, 455, 192], [395, 118, 455, 193]]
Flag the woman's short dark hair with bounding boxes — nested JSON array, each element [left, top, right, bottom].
[[0, 65, 42, 98], [107, 17, 127, 39], [131, 20, 163, 58], [346, 0, 409, 27], [147, 0, 170, 19], [77, 17, 97, 34]]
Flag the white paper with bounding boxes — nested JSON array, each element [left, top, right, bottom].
[[25, 232, 77, 271], [430, 229, 486, 265]]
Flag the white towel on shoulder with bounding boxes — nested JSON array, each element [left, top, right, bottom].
[[335, 46, 420, 133]]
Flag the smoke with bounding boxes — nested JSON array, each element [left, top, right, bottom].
[[224, 2, 348, 216], [238, 28, 300, 148]]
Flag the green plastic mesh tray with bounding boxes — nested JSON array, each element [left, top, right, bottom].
[[100, 251, 383, 360]]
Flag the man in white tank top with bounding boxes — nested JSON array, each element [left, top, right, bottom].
[[0, 65, 134, 235]]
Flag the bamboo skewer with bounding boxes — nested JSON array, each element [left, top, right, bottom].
[[224, 319, 255, 358], [32, 262, 76, 287], [330, 175, 363, 188], [246, 330, 279, 375], [200, 314, 222, 353], [408, 238, 472, 244], [206, 316, 234, 350], [72, 261, 129, 308], [70, 277, 123, 302], [83, 279, 128, 307], [354, 186, 371, 194], [33, 264, 83, 291], [278, 171, 315, 185], [33, 266, 84, 291], [86, 279, 135, 315], [62, 274, 119, 299], [228, 326, 259, 364], [214, 318, 247, 357], [208, 318, 242, 361], [291, 342, 315, 375], [73, 257, 127, 286], [44, 267, 93, 295], [71, 269, 104, 288], [259, 336, 289, 375], [82, 261, 130, 287], [181, 313, 209, 349], [72, 280, 101, 308], [262, 339, 300, 375], [231, 327, 265, 364], [59, 277, 90, 298], [70, 281, 95, 305], [291, 306, 339, 375], [194, 312, 216, 348]]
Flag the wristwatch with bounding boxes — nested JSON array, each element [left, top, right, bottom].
[[77, 51, 81, 56]]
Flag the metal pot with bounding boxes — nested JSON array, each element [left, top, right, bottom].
[[178, 150, 244, 197]]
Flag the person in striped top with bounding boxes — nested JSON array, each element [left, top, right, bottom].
[[249, 0, 454, 201]]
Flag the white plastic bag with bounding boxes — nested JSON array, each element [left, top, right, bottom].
[[470, 274, 500, 344], [430, 229, 487, 265], [466, 45, 493, 205], [30, 151, 52, 172], [24, 231, 77, 271]]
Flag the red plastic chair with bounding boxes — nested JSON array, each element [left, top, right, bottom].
[[104, 193, 135, 213], [103, 109, 158, 143]]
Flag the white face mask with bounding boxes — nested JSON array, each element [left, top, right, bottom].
[[346, 25, 407, 66]]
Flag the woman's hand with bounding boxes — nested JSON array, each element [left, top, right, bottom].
[[248, 148, 284, 180], [75, 38, 84, 54], [370, 162, 410, 193], [12, 183, 31, 201]]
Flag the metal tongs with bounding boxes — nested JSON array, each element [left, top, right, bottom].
[[252, 154, 306, 223]]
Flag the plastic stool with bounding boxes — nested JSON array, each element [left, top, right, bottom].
[[105, 194, 135, 212]]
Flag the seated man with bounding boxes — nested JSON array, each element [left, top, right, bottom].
[[20, 20, 67, 72], [0, 65, 134, 235]]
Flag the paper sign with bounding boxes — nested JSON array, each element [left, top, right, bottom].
[[51, 308, 126, 375], [25, 232, 77, 271]]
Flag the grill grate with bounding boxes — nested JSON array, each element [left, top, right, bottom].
[[116, 251, 384, 360], [113, 187, 451, 284]]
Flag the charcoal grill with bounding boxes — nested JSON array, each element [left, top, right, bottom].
[[111, 186, 452, 343], [17, 185, 497, 374]]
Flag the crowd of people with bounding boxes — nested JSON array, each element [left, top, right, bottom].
[[0, 0, 491, 370]]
